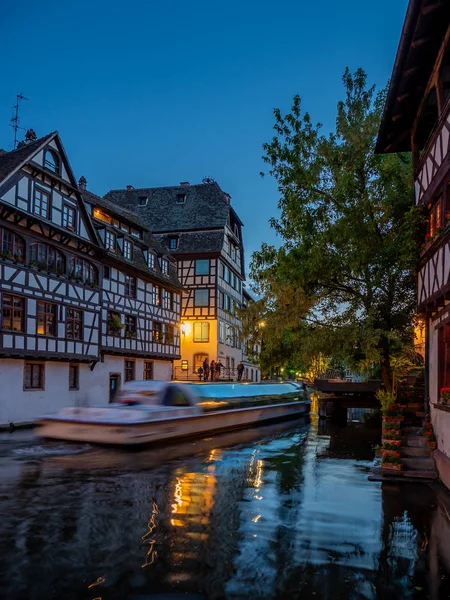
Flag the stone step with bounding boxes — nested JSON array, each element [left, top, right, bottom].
[[369, 469, 438, 482], [401, 469, 438, 480], [403, 426, 423, 435], [404, 436, 427, 448], [402, 457, 436, 471], [400, 446, 431, 457]]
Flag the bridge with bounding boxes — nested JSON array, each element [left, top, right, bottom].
[[313, 379, 381, 395]]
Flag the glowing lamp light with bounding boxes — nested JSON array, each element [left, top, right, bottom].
[[258, 320, 266, 328], [180, 322, 191, 336]]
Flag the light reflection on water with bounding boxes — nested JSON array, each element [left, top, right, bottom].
[[0, 414, 449, 600]]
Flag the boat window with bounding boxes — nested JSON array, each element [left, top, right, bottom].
[[163, 386, 190, 407]]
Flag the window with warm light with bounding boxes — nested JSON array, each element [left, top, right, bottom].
[[144, 361, 153, 380], [193, 321, 209, 342], [37, 302, 57, 336], [93, 208, 112, 224], [152, 285, 161, 306], [2, 294, 24, 332], [162, 289, 173, 310], [153, 321, 163, 342], [429, 199, 442, 237]]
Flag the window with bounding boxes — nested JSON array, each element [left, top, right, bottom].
[[231, 357, 235, 369], [222, 294, 229, 311], [194, 289, 209, 307], [165, 325, 174, 344], [195, 259, 209, 275], [169, 237, 178, 250], [124, 360, 135, 382], [124, 275, 136, 298], [104, 265, 110, 280], [161, 259, 169, 276], [148, 252, 156, 270], [93, 208, 112, 224], [131, 228, 140, 239], [125, 314, 137, 337], [123, 239, 133, 261], [107, 311, 123, 335], [37, 302, 57, 336], [69, 365, 79, 390], [219, 320, 225, 343], [193, 322, 209, 342], [105, 230, 116, 252], [429, 199, 443, 238], [152, 285, 161, 306], [44, 149, 60, 173], [181, 360, 188, 371], [438, 324, 450, 391], [69, 258, 98, 285], [24, 363, 44, 390], [176, 193, 186, 204], [66, 308, 83, 340], [153, 321, 163, 342], [120, 223, 130, 233], [2, 294, 24, 331], [162, 289, 173, 310], [138, 196, 148, 206], [144, 361, 153, 380], [30, 243, 65, 274], [62, 204, 76, 231], [0, 228, 25, 262], [33, 188, 50, 218]]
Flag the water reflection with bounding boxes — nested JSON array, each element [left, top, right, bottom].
[[0, 413, 449, 599]]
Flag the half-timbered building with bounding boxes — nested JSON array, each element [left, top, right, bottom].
[[0, 132, 182, 425], [105, 181, 251, 379], [377, 0, 450, 490]]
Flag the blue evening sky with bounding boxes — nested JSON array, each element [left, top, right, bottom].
[[1, 0, 408, 273]]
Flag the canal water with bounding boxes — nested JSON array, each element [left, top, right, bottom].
[[1, 409, 450, 600]]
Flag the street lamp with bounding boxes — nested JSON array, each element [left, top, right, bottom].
[[181, 322, 191, 336]]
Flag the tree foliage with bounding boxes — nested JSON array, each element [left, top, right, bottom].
[[246, 68, 420, 389]]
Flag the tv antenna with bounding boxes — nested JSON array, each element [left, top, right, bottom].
[[10, 94, 28, 149]]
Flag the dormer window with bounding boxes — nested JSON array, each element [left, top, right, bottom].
[[138, 196, 148, 206], [148, 252, 156, 271], [169, 237, 178, 250], [44, 149, 60, 174], [123, 239, 133, 261], [161, 258, 169, 276], [93, 208, 112, 224], [176, 194, 186, 204], [105, 231, 116, 253]]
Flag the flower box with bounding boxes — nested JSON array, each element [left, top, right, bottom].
[[382, 429, 400, 437], [428, 441, 437, 450], [382, 449, 401, 457], [383, 416, 404, 423], [381, 463, 403, 472]]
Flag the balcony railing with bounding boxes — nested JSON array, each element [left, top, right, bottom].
[[172, 367, 246, 382]]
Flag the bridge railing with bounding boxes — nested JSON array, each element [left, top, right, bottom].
[[172, 367, 241, 381]]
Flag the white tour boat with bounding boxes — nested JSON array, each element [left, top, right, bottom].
[[38, 381, 310, 446]]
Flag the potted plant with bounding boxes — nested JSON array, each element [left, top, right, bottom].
[[382, 431, 401, 444], [440, 387, 450, 403], [382, 441, 401, 456], [381, 453, 403, 471], [382, 404, 404, 423], [109, 313, 124, 335], [426, 433, 437, 450]]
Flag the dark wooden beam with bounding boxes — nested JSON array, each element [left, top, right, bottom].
[[412, 37, 431, 49]]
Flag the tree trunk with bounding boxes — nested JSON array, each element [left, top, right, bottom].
[[380, 347, 393, 392]]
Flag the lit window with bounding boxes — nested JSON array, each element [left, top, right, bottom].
[[194, 289, 209, 307], [66, 308, 83, 340], [37, 302, 57, 336], [153, 321, 163, 342], [24, 363, 44, 390], [69, 365, 79, 390], [195, 259, 209, 275], [120, 223, 130, 233], [2, 294, 24, 332], [176, 194, 186, 204], [148, 252, 156, 270], [105, 231, 116, 252], [93, 208, 112, 224], [152, 285, 161, 306], [193, 322, 209, 342], [34, 188, 50, 218], [44, 149, 60, 173], [162, 289, 173, 310], [62, 205, 76, 231], [125, 314, 137, 337], [123, 239, 133, 260]]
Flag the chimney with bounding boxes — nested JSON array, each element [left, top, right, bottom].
[[24, 128, 37, 144], [78, 176, 87, 190], [180, 181, 190, 187], [126, 185, 135, 191]]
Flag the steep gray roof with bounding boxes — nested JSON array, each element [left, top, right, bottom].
[[82, 189, 181, 289], [156, 230, 225, 255], [104, 182, 239, 232], [0, 132, 55, 185]]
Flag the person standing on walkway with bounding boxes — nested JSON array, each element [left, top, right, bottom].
[[215, 360, 223, 380], [202, 357, 209, 381], [210, 360, 216, 381], [237, 361, 244, 381]]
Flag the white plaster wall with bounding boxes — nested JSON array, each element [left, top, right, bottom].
[[429, 322, 450, 459]]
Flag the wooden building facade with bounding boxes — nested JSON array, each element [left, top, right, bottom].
[[377, 0, 450, 490], [0, 132, 182, 425]]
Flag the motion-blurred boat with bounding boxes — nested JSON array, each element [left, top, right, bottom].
[[38, 381, 310, 446]]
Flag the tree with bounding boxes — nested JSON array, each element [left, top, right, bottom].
[[248, 68, 420, 391]]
